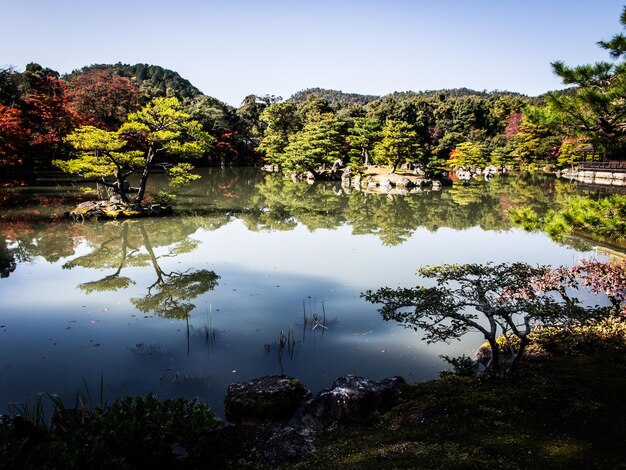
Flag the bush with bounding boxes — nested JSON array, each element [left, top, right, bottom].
[[439, 354, 480, 378], [150, 190, 177, 206], [0, 395, 224, 468]]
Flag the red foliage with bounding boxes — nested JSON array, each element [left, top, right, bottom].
[[22, 74, 80, 148], [0, 105, 27, 166], [428, 126, 442, 141], [568, 259, 626, 315], [216, 132, 240, 155], [502, 260, 626, 316], [504, 112, 522, 140], [66, 69, 138, 130]]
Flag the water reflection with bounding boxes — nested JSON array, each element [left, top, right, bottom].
[[233, 172, 590, 248], [0, 169, 598, 272], [0, 168, 618, 415], [62, 221, 219, 319]]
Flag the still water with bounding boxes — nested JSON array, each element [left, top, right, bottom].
[[0, 168, 609, 416]]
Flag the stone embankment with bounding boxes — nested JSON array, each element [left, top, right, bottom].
[[347, 171, 451, 193], [560, 167, 626, 186]]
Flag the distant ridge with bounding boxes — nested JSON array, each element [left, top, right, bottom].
[[287, 87, 536, 108], [384, 88, 527, 100], [287, 87, 380, 107]]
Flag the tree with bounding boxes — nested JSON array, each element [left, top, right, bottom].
[[258, 102, 301, 169], [373, 120, 421, 173], [347, 117, 380, 167], [548, 7, 626, 159], [509, 106, 563, 165], [281, 116, 346, 175], [236, 94, 280, 140], [363, 263, 605, 373], [448, 141, 488, 169], [55, 97, 214, 206], [295, 94, 334, 124], [598, 6, 626, 59], [56, 126, 144, 203], [20, 63, 81, 164], [557, 137, 591, 168], [66, 63, 204, 106], [0, 105, 27, 166], [66, 68, 138, 130]]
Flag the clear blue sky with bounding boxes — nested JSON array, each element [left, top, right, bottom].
[[1, 0, 624, 106]]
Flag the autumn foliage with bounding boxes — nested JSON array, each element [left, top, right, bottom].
[[0, 105, 27, 166], [66, 69, 138, 130]]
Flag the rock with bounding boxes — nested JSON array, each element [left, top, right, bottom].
[[432, 180, 442, 190], [379, 178, 393, 189], [225, 375, 310, 424], [475, 344, 491, 365], [67, 200, 171, 220], [300, 375, 405, 430], [76, 201, 97, 210], [221, 424, 316, 466], [394, 177, 412, 189]]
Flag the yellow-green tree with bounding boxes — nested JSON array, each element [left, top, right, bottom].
[[557, 138, 591, 168], [55, 97, 214, 206], [448, 141, 487, 169], [373, 120, 421, 173]]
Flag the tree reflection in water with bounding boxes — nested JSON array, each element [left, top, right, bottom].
[[63, 220, 219, 320], [0, 171, 600, 284]]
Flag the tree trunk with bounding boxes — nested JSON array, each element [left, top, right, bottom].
[[485, 337, 500, 373], [115, 170, 130, 203], [508, 336, 528, 372], [134, 147, 154, 206], [139, 224, 164, 285], [391, 158, 400, 174]]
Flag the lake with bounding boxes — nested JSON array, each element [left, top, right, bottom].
[[0, 168, 612, 417]]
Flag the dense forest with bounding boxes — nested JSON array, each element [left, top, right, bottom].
[[1, 9, 625, 181]]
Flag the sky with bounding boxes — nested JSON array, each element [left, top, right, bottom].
[[2, 0, 624, 106]]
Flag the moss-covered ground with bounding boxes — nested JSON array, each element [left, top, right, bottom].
[[292, 351, 626, 469]]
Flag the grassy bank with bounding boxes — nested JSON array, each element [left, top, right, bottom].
[[293, 351, 626, 469]]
